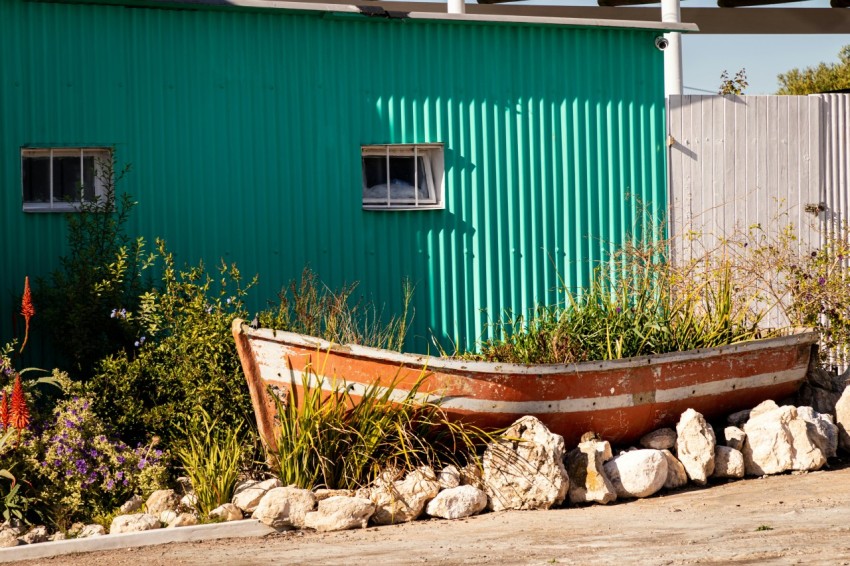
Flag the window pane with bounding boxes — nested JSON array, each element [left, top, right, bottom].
[[53, 156, 82, 202], [82, 156, 96, 201], [22, 156, 51, 203], [362, 156, 389, 201]]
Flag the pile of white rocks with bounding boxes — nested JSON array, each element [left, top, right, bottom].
[[9, 378, 850, 547]]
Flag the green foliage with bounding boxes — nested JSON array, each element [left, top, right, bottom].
[[719, 68, 748, 95], [86, 239, 255, 450], [777, 45, 850, 95], [36, 154, 150, 378], [259, 268, 413, 351], [271, 365, 493, 490], [21, 396, 167, 529], [175, 409, 245, 519], [469, 238, 764, 364]]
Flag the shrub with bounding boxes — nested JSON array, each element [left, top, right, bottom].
[[86, 239, 255, 450], [270, 366, 492, 490], [23, 396, 167, 528], [175, 410, 245, 519], [36, 155, 149, 378]]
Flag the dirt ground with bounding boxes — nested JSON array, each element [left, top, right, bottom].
[[18, 463, 850, 566]]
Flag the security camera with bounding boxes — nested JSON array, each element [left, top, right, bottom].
[[655, 36, 669, 51]]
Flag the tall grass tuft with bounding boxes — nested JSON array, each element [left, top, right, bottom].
[[260, 268, 414, 352], [470, 235, 766, 364], [270, 362, 491, 490], [175, 409, 245, 519]]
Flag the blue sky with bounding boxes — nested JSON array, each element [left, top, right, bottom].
[[506, 0, 850, 94]]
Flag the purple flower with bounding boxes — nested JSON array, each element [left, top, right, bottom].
[[122, 479, 129, 486], [117, 456, 125, 464], [106, 480, 115, 491], [116, 471, 124, 480], [75, 459, 88, 474], [819, 277, 826, 285], [615, 307, 622, 313], [138, 459, 147, 470]]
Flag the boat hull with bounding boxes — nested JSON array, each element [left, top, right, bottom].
[[233, 319, 818, 450]]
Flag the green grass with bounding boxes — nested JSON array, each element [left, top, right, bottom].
[[270, 362, 494, 490]]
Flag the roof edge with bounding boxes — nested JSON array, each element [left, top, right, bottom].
[[29, 0, 699, 32]]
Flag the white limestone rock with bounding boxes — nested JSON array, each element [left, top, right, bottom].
[[109, 513, 161, 534], [159, 510, 178, 525], [168, 513, 199, 528], [437, 465, 462, 490], [232, 478, 282, 513], [602, 449, 668, 499], [676, 409, 716, 485], [21, 526, 49, 545], [741, 405, 826, 475], [370, 466, 441, 525], [209, 503, 243, 522], [723, 426, 747, 452], [482, 416, 570, 511], [565, 439, 617, 504], [314, 489, 355, 502], [639, 428, 677, 451], [749, 400, 780, 420], [119, 495, 143, 514], [661, 450, 689, 490], [834, 386, 850, 453], [797, 406, 839, 459], [252, 486, 317, 530], [712, 446, 745, 479], [180, 493, 198, 512], [145, 489, 180, 516], [788, 415, 827, 471], [303, 496, 375, 532], [0, 530, 18, 548], [425, 485, 488, 520], [77, 524, 106, 538]]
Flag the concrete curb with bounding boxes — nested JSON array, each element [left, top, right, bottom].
[[0, 519, 276, 563]]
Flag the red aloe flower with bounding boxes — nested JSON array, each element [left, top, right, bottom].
[[0, 391, 9, 430], [20, 276, 35, 354], [10, 374, 29, 434]]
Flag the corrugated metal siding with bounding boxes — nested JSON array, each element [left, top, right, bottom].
[[0, 0, 666, 355]]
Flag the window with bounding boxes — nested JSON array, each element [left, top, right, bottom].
[[361, 144, 444, 210], [21, 147, 111, 212]]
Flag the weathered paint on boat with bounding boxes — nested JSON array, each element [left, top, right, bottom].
[[232, 319, 819, 450]]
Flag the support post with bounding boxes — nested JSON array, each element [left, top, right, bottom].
[[661, 0, 683, 96]]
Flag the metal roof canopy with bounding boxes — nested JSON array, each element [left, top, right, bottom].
[[36, 0, 696, 31], [303, 0, 850, 33]]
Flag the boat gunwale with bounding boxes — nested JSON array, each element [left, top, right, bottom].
[[232, 319, 819, 376]]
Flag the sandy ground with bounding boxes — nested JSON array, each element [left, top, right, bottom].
[[17, 463, 850, 566]]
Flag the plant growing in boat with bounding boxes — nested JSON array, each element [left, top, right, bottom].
[[269, 362, 492, 490]]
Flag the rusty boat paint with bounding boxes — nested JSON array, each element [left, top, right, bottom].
[[232, 319, 819, 450]]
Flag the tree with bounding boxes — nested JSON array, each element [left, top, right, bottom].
[[719, 68, 748, 95], [776, 45, 850, 95]]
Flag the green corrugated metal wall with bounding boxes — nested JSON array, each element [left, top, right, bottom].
[[0, 0, 666, 357]]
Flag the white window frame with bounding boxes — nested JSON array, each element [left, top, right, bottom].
[[21, 147, 112, 213], [361, 143, 444, 211]]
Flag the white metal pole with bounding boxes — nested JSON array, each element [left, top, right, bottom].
[[448, 0, 465, 15], [661, 0, 682, 97]]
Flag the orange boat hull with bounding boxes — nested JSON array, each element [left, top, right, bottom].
[[233, 319, 818, 450]]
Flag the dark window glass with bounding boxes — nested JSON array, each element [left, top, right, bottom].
[[53, 155, 82, 202], [22, 156, 50, 203], [82, 156, 96, 201], [362, 154, 428, 202]]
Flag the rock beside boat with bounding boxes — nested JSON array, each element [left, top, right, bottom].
[[565, 438, 616, 505], [833, 386, 850, 453], [797, 406, 838, 459], [661, 450, 689, 490], [304, 496, 375, 532], [742, 405, 828, 475], [425, 486, 488, 519], [723, 426, 747, 452], [676, 409, 716, 485], [712, 446, 745, 479], [639, 428, 677, 451], [483, 416, 570, 511], [603, 449, 667, 499], [252, 486, 317, 529], [369, 466, 441, 525]]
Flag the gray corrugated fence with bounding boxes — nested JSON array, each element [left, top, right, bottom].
[[667, 94, 850, 372]]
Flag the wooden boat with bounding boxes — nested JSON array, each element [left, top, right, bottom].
[[233, 318, 819, 450]]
